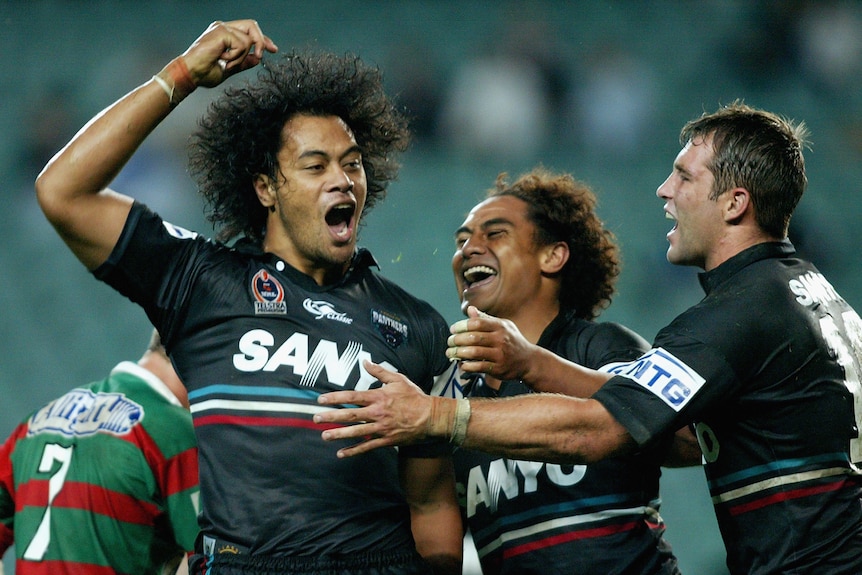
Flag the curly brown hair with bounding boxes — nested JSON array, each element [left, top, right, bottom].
[[489, 168, 620, 320], [188, 49, 411, 243]]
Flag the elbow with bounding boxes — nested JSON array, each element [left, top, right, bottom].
[[35, 166, 61, 224], [560, 400, 636, 464], [35, 160, 82, 230]]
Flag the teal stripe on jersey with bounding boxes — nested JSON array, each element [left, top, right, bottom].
[[472, 491, 639, 546], [188, 384, 359, 420], [188, 384, 320, 401], [707, 452, 847, 490]]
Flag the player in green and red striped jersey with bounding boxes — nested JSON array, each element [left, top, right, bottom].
[[0, 330, 199, 575]]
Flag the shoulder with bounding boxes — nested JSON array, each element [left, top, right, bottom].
[[589, 320, 651, 348], [553, 317, 651, 367], [360, 268, 446, 325]]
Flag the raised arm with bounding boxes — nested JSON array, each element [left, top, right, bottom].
[[35, 19, 277, 270]]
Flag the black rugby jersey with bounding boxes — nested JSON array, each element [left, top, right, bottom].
[[434, 311, 680, 575], [594, 241, 862, 575], [95, 202, 452, 557]]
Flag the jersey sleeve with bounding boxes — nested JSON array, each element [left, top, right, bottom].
[[160, 445, 200, 552], [138, 398, 200, 553], [593, 330, 740, 447], [406, 300, 451, 393], [0, 426, 23, 555], [92, 202, 209, 348]]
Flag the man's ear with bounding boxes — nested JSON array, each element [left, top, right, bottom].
[[254, 174, 276, 210], [724, 187, 751, 223], [541, 241, 569, 274]]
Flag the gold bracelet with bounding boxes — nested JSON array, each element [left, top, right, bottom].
[[450, 399, 472, 446]]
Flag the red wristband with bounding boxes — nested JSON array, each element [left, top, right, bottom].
[[154, 56, 196, 106], [165, 56, 196, 102]]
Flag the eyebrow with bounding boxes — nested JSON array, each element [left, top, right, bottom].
[[298, 144, 362, 162], [674, 161, 694, 178], [454, 216, 513, 237]]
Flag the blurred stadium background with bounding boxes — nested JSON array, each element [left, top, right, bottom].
[[3, 1, 862, 573]]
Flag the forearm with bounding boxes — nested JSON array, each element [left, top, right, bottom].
[[451, 394, 634, 464], [403, 457, 463, 575], [447, 309, 614, 396], [411, 504, 463, 575], [316, 362, 636, 462], [662, 425, 704, 468], [519, 346, 614, 397]]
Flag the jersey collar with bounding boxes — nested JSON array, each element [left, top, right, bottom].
[[235, 240, 380, 287], [110, 361, 183, 406], [698, 239, 796, 295]]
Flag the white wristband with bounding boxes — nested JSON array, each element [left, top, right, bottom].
[[450, 399, 472, 446], [152, 74, 174, 104]]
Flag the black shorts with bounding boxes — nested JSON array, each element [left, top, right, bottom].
[[188, 546, 434, 575]]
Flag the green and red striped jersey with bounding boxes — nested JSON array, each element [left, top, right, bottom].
[[0, 361, 199, 574]]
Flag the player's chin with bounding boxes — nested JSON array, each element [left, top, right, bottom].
[[666, 247, 699, 268], [327, 242, 356, 263]]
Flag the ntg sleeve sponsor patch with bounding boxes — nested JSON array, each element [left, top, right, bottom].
[[601, 348, 705, 411]]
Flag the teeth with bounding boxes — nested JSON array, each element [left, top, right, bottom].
[[464, 265, 497, 284], [665, 212, 676, 220]]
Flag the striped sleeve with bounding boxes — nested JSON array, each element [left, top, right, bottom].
[[0, 424, 27, 554]]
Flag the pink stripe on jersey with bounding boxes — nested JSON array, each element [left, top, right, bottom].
[[728, 478, 847, 516], [503, 520, 641, 559]]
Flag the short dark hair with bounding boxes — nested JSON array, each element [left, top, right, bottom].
[[680, 101, 809, 238], [189, 50, 411, 243], [489, 167, 619, 320]]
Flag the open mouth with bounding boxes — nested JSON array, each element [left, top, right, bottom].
[[326, 203, 356, 241], [463, 265, 497, 288], [665, 211, 678, 233]]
